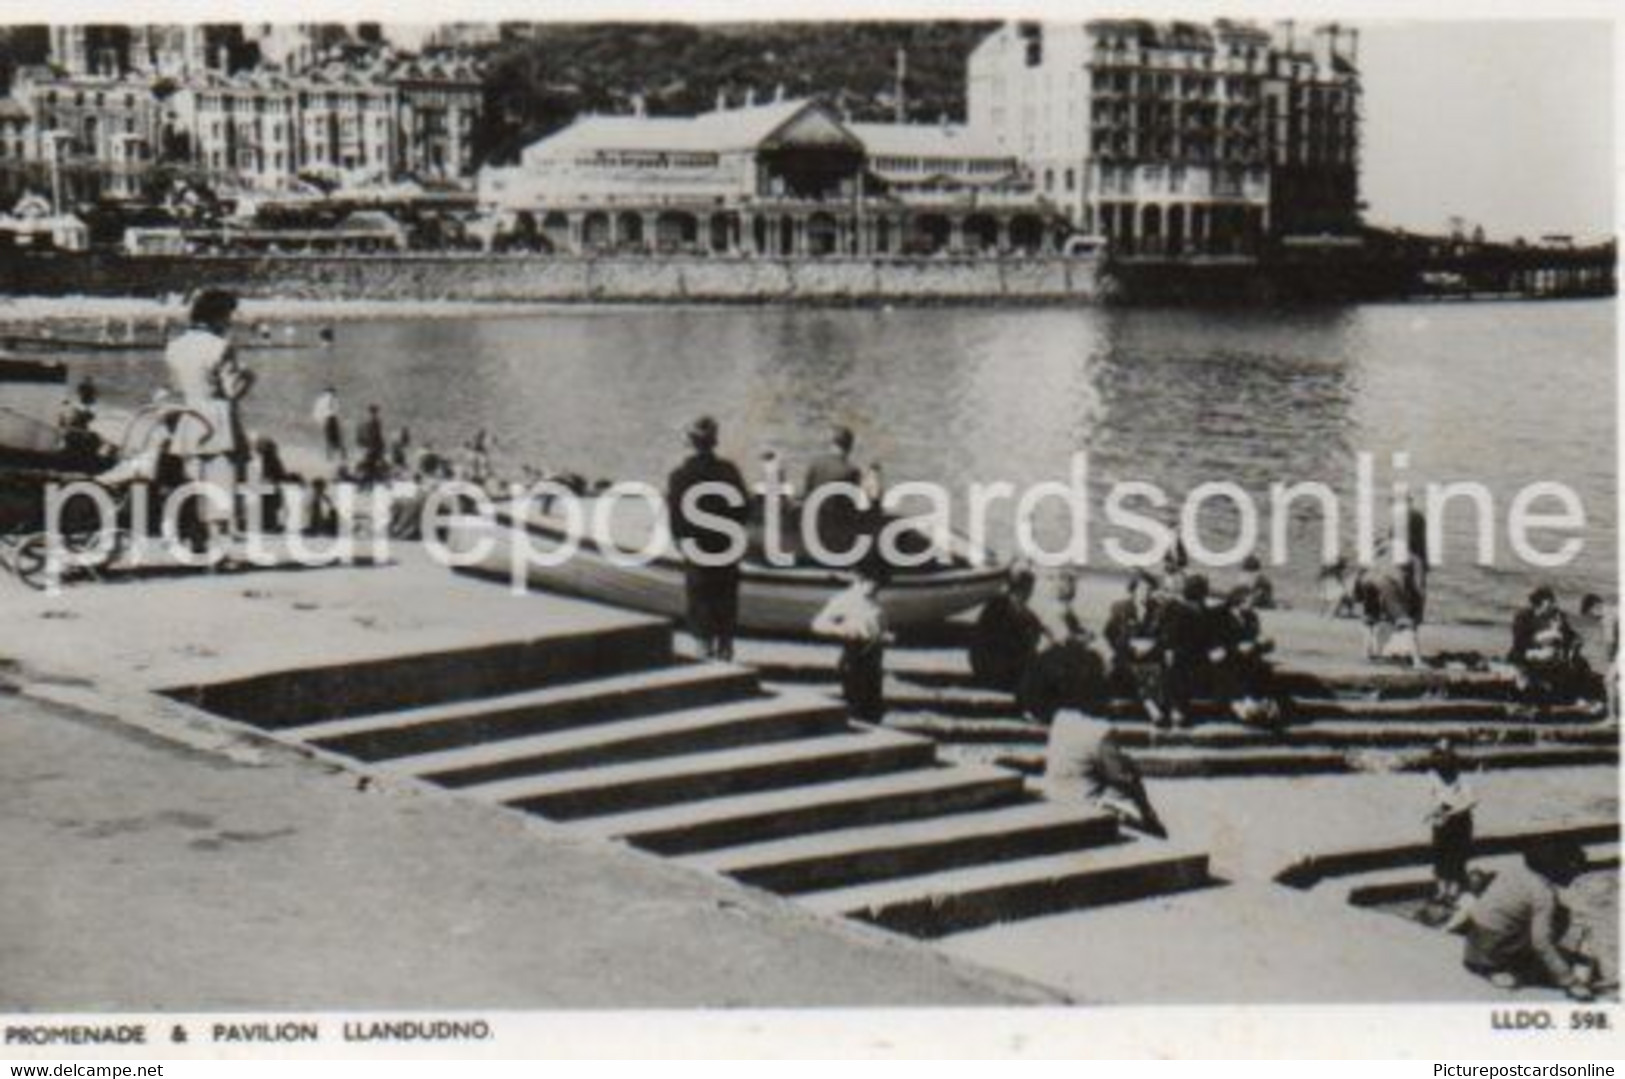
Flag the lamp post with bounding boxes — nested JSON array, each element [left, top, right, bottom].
[[46, 130, 70, 215]]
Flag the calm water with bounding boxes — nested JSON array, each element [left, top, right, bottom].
[[53, 298, 1617, 624]]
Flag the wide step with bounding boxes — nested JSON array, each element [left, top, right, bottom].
[[385, 692, 849, 787], [571, 764, 1027, 855], [896, 717, 1615, 751], [800, 843, 1211, 938], [283, 663, 761, 761], [170, 620, 674, 728], [464, 729, 939, 820], [683, 801, 1119, 895]]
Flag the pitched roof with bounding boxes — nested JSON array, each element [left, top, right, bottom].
[[527, 98, 860, 159], [847, 122, 1011, 161]]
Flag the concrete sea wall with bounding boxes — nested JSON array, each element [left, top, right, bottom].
[[0, 252, 1100, 305]]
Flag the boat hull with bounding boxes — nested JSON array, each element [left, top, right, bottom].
[[445, 508, 1006, 638]]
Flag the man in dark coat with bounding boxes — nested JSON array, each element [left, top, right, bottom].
[[356, 403, 387, 486], [969, 562, 1044, 694], [1157, 573, 1217, 729], [802, 425, 863, 562], [668, 416, 749, 660]]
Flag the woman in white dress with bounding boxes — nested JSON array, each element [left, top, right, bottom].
[[163, 289, 252, 554]]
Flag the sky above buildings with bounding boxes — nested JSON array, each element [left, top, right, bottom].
[[1358, 20, 1613, 242]]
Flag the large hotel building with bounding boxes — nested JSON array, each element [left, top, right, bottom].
[[967, 19, 1361, 255]]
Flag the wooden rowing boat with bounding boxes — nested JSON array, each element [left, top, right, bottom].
[[444, 496, 1008, 637]]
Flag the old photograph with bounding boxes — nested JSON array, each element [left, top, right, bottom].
[[0, 5, 1616, 1057]]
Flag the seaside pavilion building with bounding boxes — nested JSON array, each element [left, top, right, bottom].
[[477, 97, 1069, 257], [966, 19, 1361, 257]]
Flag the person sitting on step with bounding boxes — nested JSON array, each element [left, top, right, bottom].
[[968, 561, 1044, 696], [1104, 571, 1168, 726], [1509, 586, 1591, 705], [1043, 710, 1168, 839], [1018, 569, 1108, 724]]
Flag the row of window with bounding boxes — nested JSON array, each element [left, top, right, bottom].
[[39, 89, 141, 110], [870, 155, 1013, 175], [576, 151, 724, 169]]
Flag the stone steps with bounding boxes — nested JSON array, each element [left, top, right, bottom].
[[681, 800, 1120, 895], [1320, 844, 1617, 908], [994, 742, 1619, 779], [288, 662, 763, 761], [382, 691, 850, 787], [732, 639, 1520, 702], [867, 682, 1594, 726], [799, 842, 1212, 938], [1276, 821, 1623, 889], [890, 715, 1617, 751], [169, 620, 676, 728], [571, 765, 1030, 855], [460, 729, 941, 820], [175, 603, 1215, 942]]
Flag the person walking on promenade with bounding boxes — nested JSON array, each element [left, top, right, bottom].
[[1461, 839, 1598, 999], [667, 416, 749, 661], [1043, 710, 1168, 838], [391, 426, 413, 474], [813, 562, 891, 723], [1399, 492, 1431, 626], [802, 425, 862, 561], [356, 404, 388, 486], [164, 288, 253, 557], [1426, 740, 1476, 906], [313, 386, 345, 464], [1104, 571, 1168, 726], [1354, 549, 1424, 668]]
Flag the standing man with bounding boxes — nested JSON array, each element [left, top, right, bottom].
[[313, 385, 345, 464], [802, 425, 862, 561], [165, 288, 252, 556], [356, 403, 388, 486], [667, 416, 749, 660], [1398, 492, 1431, 627]]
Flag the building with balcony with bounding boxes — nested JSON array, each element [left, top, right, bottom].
[[9, 68, 171, 203], [967, 19, 1360, 257], [479, 97, 1063, 256], [176, 53, 482, 191]]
